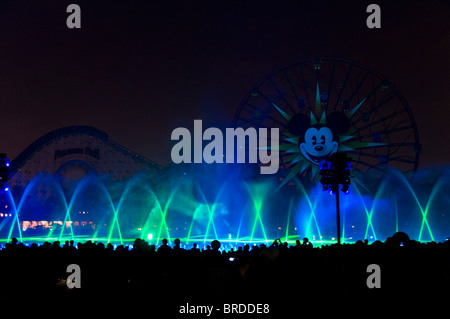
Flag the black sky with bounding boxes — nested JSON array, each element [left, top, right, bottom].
[[0, 0, 449, 168]]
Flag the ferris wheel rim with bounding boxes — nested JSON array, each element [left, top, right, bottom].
[[232, 56, 421, 174]]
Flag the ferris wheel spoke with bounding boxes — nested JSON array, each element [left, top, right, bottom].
[[254, 88, 290, 118], [267, 78, 296, 114], [353, 93, 397, 125], [333, 61, 354, 110], [324, 58, 336, 111], [235, 116, 265, 129], [283, 69, 300, 102], [342, 79, 385, 114], [297, 63, 312, 111], [350, 108, 407, 135], [345, 69, 370, 108], [237, 105, 289, 129], [349, 93, 396, 128], [356, 125, 413, 140], [385, 157, 418, 164], [347, 142, 417, 152], [353, 159, 386, 172], [349, 150, 417, 164], [382, 142, 418, 147]]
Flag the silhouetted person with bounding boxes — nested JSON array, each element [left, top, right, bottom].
[[210, 240, 221, 256], [190, 243, 200, 254], [211, 239, 220, 251], [173, 238, 185, 255], [157, 238, 172, 255], [302, 237, 312, 248]]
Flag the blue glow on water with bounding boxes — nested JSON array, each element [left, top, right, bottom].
[[0, 164, 449, 245]]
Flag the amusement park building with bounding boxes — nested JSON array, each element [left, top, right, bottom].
[[9, 126, 162, 194]]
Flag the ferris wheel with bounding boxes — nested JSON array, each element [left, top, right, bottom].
[[232, 57, 421, 186]]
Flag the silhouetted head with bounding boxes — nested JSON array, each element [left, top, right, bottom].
[[174, 238, 181, 247], [211, 240, 221, 251], [392, 231, 410, 246], [162, 238, 168, 245]]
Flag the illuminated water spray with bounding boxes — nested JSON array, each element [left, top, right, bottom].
[[0, 166, 449, 245]]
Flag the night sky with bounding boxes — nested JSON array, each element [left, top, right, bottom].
[[0, 0, 449, 168]]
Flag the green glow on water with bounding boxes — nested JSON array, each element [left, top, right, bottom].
[[284, 199, 293, 242], [50, 178, 87, 242], [186, 205, 199, 244], [235, 212, 244, 244], [107, 179, 143, 245], [245, 183, 268, 244], [418, 175, 446, 242], [8, 213, 22, 243], [155, 187, 180, 245], [251, 199, 265, 243], [196, 184, 219, 243], [352, 182, 377, 241], [295, 179, 322, 244], [56, 183, 74, 243], [392, 171, 434, 242], [2, 166, 447, 247], [6, 189, 22, 243]]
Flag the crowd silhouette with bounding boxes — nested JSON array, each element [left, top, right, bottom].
[[0, 233, 449, 308]]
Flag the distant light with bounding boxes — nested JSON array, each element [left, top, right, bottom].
[[5, 163, 9, 167], [342, 184, 350, 194], [147, 233, 153, 240], [4, 187, 8, 192]]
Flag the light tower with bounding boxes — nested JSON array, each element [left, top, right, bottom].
[[0, 153, 10, 193], [319, 152, 352, 245]]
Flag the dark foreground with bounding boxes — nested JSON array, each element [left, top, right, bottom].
[[1, 235, 449, 316]]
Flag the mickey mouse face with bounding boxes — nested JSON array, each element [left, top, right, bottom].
[[288, 112, 350, 165], [300, 125, 338, 164]]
